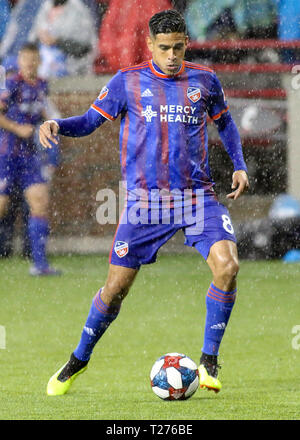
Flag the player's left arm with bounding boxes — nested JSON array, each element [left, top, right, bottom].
[[214, 111, 249, 200], [207, 73, 249, 200]]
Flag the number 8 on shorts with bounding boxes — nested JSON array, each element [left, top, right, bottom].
[[222, 214, 234, 234]]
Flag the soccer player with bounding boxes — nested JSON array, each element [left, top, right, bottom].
[[0, 43, 60, 275], [40, 10, 249, 395]]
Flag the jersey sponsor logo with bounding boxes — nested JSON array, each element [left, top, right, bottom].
[[114, 240, 129, 258], [141, 104, 199, 124], [187, 86, 201, 103], [141, 88, 153, 97], [98, 86, 109, 101], [141, 105, 158, 122]]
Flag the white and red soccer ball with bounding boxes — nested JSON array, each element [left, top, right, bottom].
[[150, 353, 199, 400]]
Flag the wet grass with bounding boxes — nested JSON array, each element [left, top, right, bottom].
[[0, 254, 299, 420]]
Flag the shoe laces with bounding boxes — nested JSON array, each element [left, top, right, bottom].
[[203, 361, 221, 378]]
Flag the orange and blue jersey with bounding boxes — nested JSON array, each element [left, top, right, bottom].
[[89, 60, 246, 199], [53, 59, 247, 267], [54, 59, 247, 201]]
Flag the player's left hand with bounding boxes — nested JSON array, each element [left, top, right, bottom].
[[226, 170, 249, 200]]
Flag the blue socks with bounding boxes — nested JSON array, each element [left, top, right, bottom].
[[73, 284, 234, 363], [74, 289, 120, 362], [28, 216, 49, 269], [202, 283, 236, 356]]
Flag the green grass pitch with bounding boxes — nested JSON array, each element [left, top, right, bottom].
[[0, 254, 299, 420]]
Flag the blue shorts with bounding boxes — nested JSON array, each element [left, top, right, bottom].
[[109, 196, 236, 269], [0, 152, 46, 195]]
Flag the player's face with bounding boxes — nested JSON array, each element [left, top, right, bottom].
[[147, 32, 188, 76], [18, 50, 40, 80]]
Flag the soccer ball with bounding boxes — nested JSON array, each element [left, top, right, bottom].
[[150, 353, 199, 400]]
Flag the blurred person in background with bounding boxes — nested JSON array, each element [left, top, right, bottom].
[[0, 55, 60, 259], [29, 0, 97, 78], [0, 0, 11, 44], [185, 0, 237, 41], [0, 43, 61, 275], [185, 0, 278, 41], [276, 0, 300, 63], [232, 0, 277, 39], [98, 0, 173, 71], [0, 0, 43, 69], [0, 129, 60, 259]]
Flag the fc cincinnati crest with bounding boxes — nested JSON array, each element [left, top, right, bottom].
[[187, 87, 201, 103], [114, 241, 129, 258], [98, 86, 109, 100]]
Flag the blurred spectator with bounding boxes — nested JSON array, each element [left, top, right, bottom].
[[277, 0, 300, 41], [185, 0, 278, 41], [81, 0, 108, 31], [98, 0, 173, 71], [0, 0, 42, 67], [276, 0, 300, 63], [233, 0, 277, 39], [185, 0, 236, 41], [171, 0, 188, 14], [95, 0, 110, 28], [0, 0, 11, 43], [29, 0, 97, 78]]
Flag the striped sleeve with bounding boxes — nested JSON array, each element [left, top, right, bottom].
[[91, 70, 127, 121], [206, 73, 229, 121]]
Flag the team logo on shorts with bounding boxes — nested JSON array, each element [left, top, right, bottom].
[[114, 241, 129, 258], [98, 86, 109, 101], [187, 87, 201, 103]]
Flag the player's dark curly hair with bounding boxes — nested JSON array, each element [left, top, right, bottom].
[[149, 9, 187, 37]]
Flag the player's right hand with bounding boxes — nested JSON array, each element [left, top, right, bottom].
[[39, 120, 59, 149]]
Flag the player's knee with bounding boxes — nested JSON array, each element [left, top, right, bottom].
[[217, 257, 239, 284], [27, 193, 49, 217]]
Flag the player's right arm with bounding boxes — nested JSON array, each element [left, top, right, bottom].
[[39, 71, 126, 149]]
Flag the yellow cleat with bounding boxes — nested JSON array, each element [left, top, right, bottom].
[[198, 364, 222, 393], [47, 358, 88, 396]]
